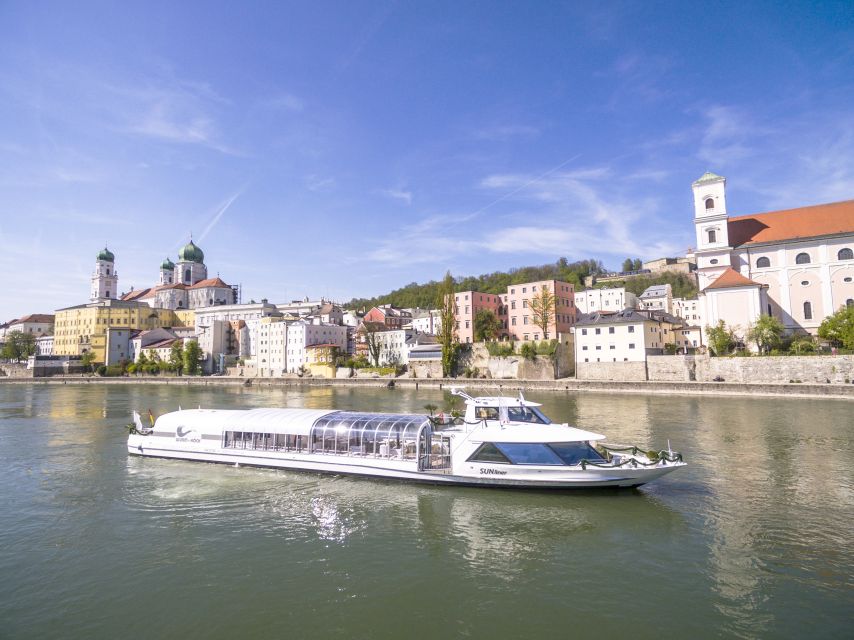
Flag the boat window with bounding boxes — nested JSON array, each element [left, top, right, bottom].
[[309, 412, 429, 460], [548, 442, 605, 465], [468, 443, 511, 463], [475, 406, 499, 420], [506, 406, 551, 424], [495, 443, 563, 465]]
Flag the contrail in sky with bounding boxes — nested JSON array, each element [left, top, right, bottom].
[[197, 188, 246, 243]]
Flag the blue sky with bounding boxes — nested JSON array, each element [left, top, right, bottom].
[[1, 1, 852, 320]]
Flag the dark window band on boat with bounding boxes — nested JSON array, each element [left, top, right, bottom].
[[468, 441, 606, 466], [468, 443, 511, 464], [222, 431, 308, 452]]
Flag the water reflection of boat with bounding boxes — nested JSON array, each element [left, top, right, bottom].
[[128, 389, 685, 489]]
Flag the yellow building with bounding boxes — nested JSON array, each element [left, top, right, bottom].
[[54, 300, 194, 364]]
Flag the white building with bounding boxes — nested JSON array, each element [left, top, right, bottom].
[[194, 301, 279, 371], [573, 288, 639, 314], [639, 284, 673, 313], [257, 319, 348, 376], [8, 314, 55, 336], [692, 172, 854, 344], [672, 298, 700, 323], [575, 310, 676, 366], [35, 335, 53, 356], [408, 309, 442, 335]]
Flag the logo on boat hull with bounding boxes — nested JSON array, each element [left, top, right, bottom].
[[479, 467, 508, 476], [175, 425, 200, 443]]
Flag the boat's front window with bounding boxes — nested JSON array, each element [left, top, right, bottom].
[[495, 443, 563, 465], [548, 442, 605, 465], [474, 406, 499, 421], [506, 406, 551, 424]]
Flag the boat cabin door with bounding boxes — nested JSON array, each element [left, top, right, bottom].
[[418, 427, 451, 473]]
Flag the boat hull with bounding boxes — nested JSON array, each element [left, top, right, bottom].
[[127, 440, 683, 489]]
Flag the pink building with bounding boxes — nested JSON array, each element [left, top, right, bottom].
[[453, 291, 504, 344], [452, 280, 576, 343], [504, 279, 575, 341]]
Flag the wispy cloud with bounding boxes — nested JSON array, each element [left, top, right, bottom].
[[473, 124, 541, 141], [376, 187, 412, 204], [198, 188, 246, 243], [305, 175, 336, 192]]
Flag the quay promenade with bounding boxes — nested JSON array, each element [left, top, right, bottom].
[[3, 375, 854, 400]]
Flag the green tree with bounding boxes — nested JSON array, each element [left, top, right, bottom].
[[183, 340, 203, 375], [621, 258, 634, 272], [530, 284, 556, 338], [473, 308, 501, 342], [632, 258, 643, 271], [437, 270, 459, 377], [80, 350, 96, 372], [362, 322, 383, 367], [818, 304, 854, 350], [746, 315, 785, 354], [706, 320, 735, 356], [169, 341, 184, 375], [0, 330, 36, 361], [137, 351, 149, 366]]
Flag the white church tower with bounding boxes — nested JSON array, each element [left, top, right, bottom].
[[90, 246, 118, 302], [692, 171, 732, 290]]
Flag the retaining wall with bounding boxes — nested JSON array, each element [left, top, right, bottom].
[[576, 361, 647, 381]]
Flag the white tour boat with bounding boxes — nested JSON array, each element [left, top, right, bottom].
[[127, 389, 685, 489]]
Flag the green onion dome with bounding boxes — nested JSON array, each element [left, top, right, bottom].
[[97, 247, 115, 262], [178, 240, 204, 263], [160, 257, 175, 271]]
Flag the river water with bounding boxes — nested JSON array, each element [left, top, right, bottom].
[[0, 384, 852, 639]]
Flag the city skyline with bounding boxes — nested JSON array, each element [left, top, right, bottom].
[[1, 1, 852, 320]]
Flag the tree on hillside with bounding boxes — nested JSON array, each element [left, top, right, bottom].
[[622, 258, 634, 272], [183, 340, 202, 375], [0, 330, 36, 361], [746, 315, 785, 353], [706, 320, 736, 356], [632, 258, 643, 271], [437, 271, 459, 377], [473, 309, 501, 342], [818, 303, 854, 350], [530, 285, 556, 339], [170, 341, 184, 375]]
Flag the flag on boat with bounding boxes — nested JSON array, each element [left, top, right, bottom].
[[148, 409, 155, 426]]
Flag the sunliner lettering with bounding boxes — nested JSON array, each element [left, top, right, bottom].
[[480, 468, 508, 475]]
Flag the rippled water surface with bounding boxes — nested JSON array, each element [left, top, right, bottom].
[[1, 384, 852, 639]]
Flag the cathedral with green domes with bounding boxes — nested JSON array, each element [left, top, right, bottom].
[[91, 239, 237, 310]]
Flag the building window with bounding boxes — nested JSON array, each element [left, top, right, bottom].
[[756, 257, 770, 268], [522, 300, 528, 308], [595, 328, 601, 335], [608, 327, 614, 334], [707, 229, 716, 243], [511, 301, 516, 310], [839, 248, 853, 260], [595, 346, 601, 350], [581, 328, 587, 335], [582, 346, 588, 350], [628, 343, 635, 349], [795, 253, 811, 265], [609, 345, 615, 350], [511, 318, 516, 326], [522, 288, 526, 293], [523, 316, 529, 325], [106, 290, 110, 297], [710, 259, 718, 264], [803, 301, 812, 320], [705, 198, 714, 210], [801, 280, 809, 286], [628, 326, 635, 333]]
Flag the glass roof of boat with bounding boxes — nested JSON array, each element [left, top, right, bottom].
[[311, 412, 429, 437]]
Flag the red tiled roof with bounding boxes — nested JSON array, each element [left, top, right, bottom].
[[15, 314, 55, 324], [704, 268, 762, 291], [189, 277, 230, 289], [122, 288, 153, 301], [728, 199, 854, 247]]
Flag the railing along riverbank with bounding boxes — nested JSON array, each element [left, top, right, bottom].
[[2, 375, 854, 399]]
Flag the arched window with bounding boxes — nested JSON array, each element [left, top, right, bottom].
[[184, 268, 191, 282], [803, 301, 812, 320], [795, 253, 811, 264], [838, 248, 853, 260], [756, 257, 770, 268], [705, 198, 714, 210], [707, 229, 716, 243]]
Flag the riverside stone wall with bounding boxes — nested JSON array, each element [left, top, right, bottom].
[[576, 361, 647, 381], [695, 354, 854, 384], [647, 356, 696, 382], [0, 363, 30, 378]]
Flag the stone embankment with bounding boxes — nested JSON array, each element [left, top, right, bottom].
[[3, 374, 853, 399]]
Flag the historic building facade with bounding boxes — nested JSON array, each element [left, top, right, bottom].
[[693, 172, 854, 341]]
